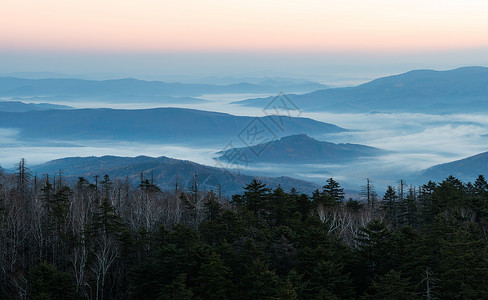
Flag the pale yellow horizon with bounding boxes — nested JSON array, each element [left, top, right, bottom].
[[2, 0, 488, 53]]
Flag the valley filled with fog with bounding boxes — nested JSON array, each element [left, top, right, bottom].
[[2, 71, 488, 192]]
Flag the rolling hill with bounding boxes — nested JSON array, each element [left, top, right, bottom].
[[415, 151, 488, 183], [31, 155, 320, 195], [0, 100, 72, 112], [235, 66, 488, 113], [0, 107, 346, 143], [215, 134, 386, 164], [0, 76, 326, 103]]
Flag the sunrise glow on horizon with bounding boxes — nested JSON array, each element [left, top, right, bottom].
[[2, 0, 488, 53]]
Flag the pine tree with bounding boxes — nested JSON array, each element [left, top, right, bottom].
[[469, 175, 488, 222], [438, 223, 488, 299], [322, 178, 344, 204], [397, 186, 418, 227], [354, 220, 396, 290], [28, 262, 79, 300], [158, 273, 193, 300], [16, 158, 31, 194], [203, 190, 222, 220], [367, 270, 413, 299], [239, 179, 271, 216], [382, 186, 398, 227], [195, 252, 234, 299], [361, 178, 378, 209]]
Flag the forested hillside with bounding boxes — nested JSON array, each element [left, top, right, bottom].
[[31, 155, 320, 195], [216, 134, 386, 164], [1, 162, 488, 299], [0, 76, 326, 102], [0, 108, 345, 143], [235, 66, 488, 113]]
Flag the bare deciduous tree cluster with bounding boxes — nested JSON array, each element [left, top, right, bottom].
[[0, 164, 224, 299]]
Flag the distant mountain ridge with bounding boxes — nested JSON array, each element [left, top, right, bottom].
[[0, 107, 345, 143], [0, 100, 72, 112], [30, 155, 320, 195], [415, 151, 488, 183], [235, 66, 488, 113], [0, 76, 326, 103], [216, 134, 386, 164]]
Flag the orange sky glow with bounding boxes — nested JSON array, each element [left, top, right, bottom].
[[2, 0, 488, 53]]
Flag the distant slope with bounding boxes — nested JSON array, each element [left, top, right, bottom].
[[0, 107, 345, 143], [31, 155, 320, 195], [0, 100, 72, 112], [415, 151, 488, 183], [235, 66, 488, 113], [190, 75, 327, 90], [0, 77, 326, 103], [216, 134, 386, 164]]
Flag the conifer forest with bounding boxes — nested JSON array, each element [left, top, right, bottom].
[[1, 162, 488, 299]]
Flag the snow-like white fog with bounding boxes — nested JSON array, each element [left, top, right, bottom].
[[0, 141, 218, 170], [1, 95, 488, 191]]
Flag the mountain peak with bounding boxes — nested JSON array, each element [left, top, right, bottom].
[[414, 150, 488, 184], [278, 134, 316, 142], [235, 66, 488, 114], [31, 155, 320, 195], [217, 134, 384, 164]]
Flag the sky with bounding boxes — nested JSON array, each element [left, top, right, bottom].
[[1, 0, 488, 81]]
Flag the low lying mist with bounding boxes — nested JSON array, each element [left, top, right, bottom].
[[1, 95, 487, 192]]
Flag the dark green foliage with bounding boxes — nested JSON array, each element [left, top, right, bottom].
[[354, 220, 396, 290], [397, 187, 418, 227], [2, 168, 488, 299], [236, 179, 271, 215], [91, 197, 124, 236], [311, 177, 345, 207], [295, 218, 355, 299], [367, 270, 414, 299], [323, 177, 345, 204], [195, 252, 234, 299], [345, 198, 363, 211], [157, 273, 193, 300], [469, 175, 488, 222], [28, 262, 78, 300], [437, 222, 488, 298], [382, 186, 398, 226], [239, 259, 282, 300]]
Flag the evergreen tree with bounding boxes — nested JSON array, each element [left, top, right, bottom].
[[157, 273, 193, 300], [268, 186, 291, 227], [28, 262, 78, 300], [382, 186, 398, 227], [240, 259, 282, 300], [397, 186, 418, 227], [361, 178, 378, 209], [354, 220, 396, 291], [367, 270, 414, 299], [296, 218, 355, 299], [438, 223, 488, 298], [195, 252, 234, 299], [237, 179, 271, 216], [322, 178, 344, 204], [417, 180, 437, 224], [16, 158, 31, 194], [203, 190, 222, 221], [469, 175, 488, 222]]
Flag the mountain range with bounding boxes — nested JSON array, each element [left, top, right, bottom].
[[235, 66, 488, 113], [0, 107, 345, 144], [415, 151, 488, 184], [0, 76, 326, 103], [30, 155, 320, 195], [0, 100, 72, 112], [216, 134, 386, 164]]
